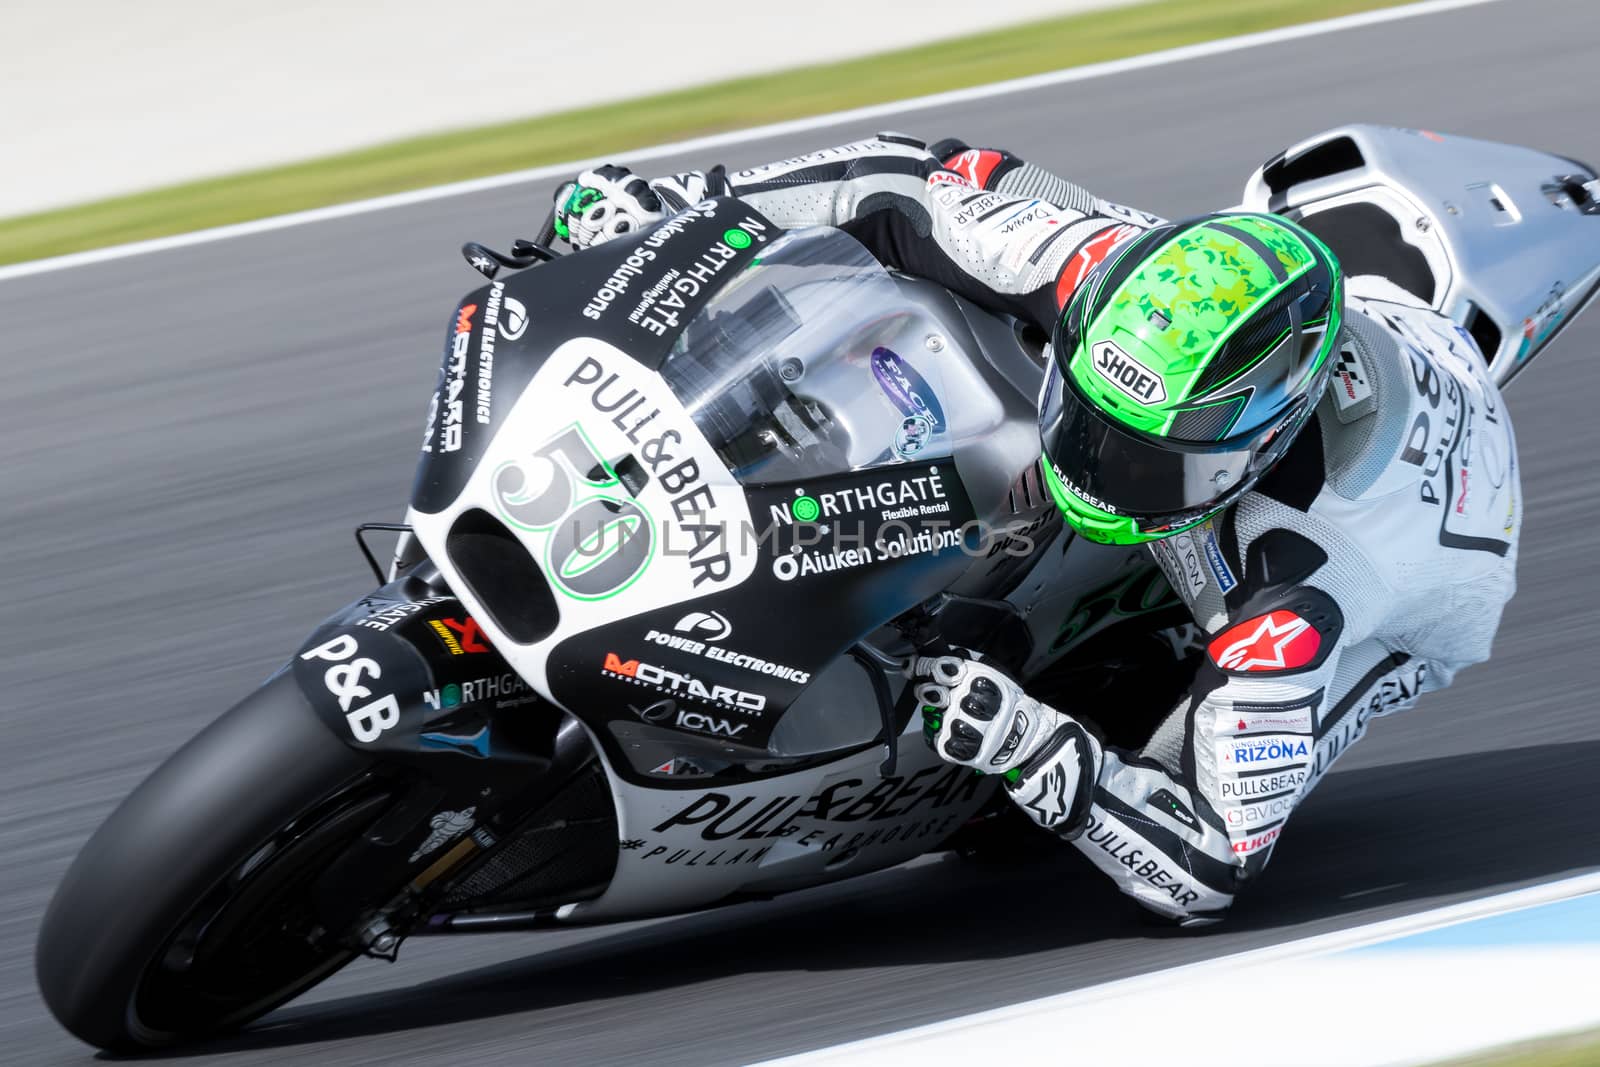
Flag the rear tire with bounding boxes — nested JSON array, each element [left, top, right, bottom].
[[36, 672, 377, 1050]]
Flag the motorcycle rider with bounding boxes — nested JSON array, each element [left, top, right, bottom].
[[551, 134, 1521, 926]]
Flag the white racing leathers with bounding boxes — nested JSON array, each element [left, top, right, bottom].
[[1085, 277, 1520, 920], [653, 136, 1520, 921], [648, 133, 1164, 327]]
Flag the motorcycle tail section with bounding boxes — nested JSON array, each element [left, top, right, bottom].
[[1241, 123, 1600, 387]]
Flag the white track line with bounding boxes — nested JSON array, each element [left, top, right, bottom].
[[0, 0, 1504, 285], [756, 869, 1600, 1065]]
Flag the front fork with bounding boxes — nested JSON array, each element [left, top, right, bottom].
[[285, 563, 615, 955]]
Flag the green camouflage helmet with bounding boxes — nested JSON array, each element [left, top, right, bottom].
[[1039, 212, 1343, 545]]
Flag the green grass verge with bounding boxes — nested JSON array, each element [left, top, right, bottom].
[[1442, 1029, 1600, 1066], [0, 0, 1414, 267]]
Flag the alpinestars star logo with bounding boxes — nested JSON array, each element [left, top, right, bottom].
[[943, 148, 1004, 188], [1023, 739, 1077, 828], [1055, 224, 1138, 307], [1208, 610, 1322, 673]]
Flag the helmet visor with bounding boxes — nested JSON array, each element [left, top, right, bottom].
[[1039, 359, 1302, 527]]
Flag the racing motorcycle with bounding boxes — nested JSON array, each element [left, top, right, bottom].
[[36, 125, 1600, 1049]]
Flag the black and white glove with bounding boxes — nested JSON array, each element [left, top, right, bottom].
[[910, 652, 1101, 834], [553, 165, 665, 248]]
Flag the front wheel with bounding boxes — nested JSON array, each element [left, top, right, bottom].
[[36, 672, 384, 1050]]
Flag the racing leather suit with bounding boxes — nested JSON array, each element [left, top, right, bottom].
[[640, 134, 1522, 921]]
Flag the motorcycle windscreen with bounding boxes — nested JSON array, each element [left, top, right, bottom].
[[660, 228, 958, 484]]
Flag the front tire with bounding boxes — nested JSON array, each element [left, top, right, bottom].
[[36, 671, 377, 1050]]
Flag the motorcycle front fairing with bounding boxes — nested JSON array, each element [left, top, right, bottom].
[[397, 211, 1018, 916], [403, 213, 1029, 772]]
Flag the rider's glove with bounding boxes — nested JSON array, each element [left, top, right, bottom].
[[909, 651, 1101, 835], [553, 165, 665, 248]]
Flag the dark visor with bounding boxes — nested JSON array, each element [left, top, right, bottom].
[[1039, 360, 1302, 524]]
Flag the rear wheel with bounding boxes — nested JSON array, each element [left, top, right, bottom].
[[36, 673, 389, 1050]]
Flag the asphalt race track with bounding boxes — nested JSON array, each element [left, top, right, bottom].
[[4, 2, 1600, 1062]]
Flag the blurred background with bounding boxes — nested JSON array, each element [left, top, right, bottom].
[[3, 0, 1141, 217], [2, 0, 1411, 264]]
